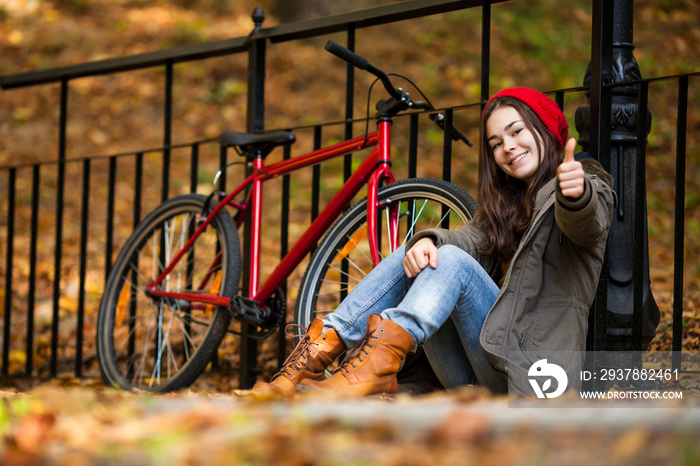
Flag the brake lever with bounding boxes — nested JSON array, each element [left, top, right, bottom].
[[429, 112, 473, 147], [409, 100, 432, 111]]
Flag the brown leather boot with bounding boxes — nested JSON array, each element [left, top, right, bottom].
[[252, 319, 345, 397], [299, 314, 415, 397]]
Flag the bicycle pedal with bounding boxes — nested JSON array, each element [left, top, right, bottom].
[[230, 295, 268, 326]]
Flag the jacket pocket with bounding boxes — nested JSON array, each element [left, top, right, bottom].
[[513, 297, 589, 372], [519, 330, 569, 371], [528, 297, 589, 351]]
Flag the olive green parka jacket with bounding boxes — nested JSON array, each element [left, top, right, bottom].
[[406, 155, 615, 394]]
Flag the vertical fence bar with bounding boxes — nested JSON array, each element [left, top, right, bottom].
[[441, 109, 453, 183], [134, 153, 143, 228], [2, 168, 16, 377], [186, 141, 197, 345], [162, 60, 173, 202], [279, 143, 292, 367], [409, 114, 419, 178], [105, 155, 117, 280], [555, 90, 564, 111], [26, 165, 40, 376], [190, 143, 199, 194], [186, 144, 198, 343], [590, 0, 614, 357], [51, 78, 69, 377], [441, 110, 453, 229], [312, 126, 322, 222], [185, 125, 197, 371], [239, 8, 266, 389], [185, 141, 196, 352], [310, 126, 322, 256], [406, 113, 420, 271], [672, 76, 688, 371], [214, 145, 227, 372], [632, 81, 649, 352], [75, 158, 91, 377], [344, 24, 356, 181], [480, 0, 491, 105], [128, 153, 143, 372], [339, 25, 356, 307]]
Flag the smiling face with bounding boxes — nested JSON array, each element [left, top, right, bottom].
[[485, 106, 544, 182]]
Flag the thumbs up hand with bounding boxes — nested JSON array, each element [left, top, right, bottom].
[[557, 138, 585, 199]]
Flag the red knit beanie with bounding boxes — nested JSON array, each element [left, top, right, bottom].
[[484, 87, 569, 148]]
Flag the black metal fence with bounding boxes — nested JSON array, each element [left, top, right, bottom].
[[0, 0, 697, 387]]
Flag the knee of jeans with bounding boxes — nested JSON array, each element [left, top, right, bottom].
[[383, 244, 407, 268], [436, 244, 479, 269]]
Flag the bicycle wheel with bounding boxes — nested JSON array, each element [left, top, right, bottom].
[[97, 193, 241, 392], [296, 177, 477, 329]]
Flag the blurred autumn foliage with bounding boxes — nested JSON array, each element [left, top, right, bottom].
[[1, 383, 699, 465], [0, 0, 699, 388]]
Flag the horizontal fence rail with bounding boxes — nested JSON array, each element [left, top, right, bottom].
[[0, 0, 698, 387], [0, 0, 507, 90]]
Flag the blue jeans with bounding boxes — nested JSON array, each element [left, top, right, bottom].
[[323, 244, 506, 392]]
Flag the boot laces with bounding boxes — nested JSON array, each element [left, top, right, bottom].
[[337, 332, 378, 374], [272, 324, 314, 380]]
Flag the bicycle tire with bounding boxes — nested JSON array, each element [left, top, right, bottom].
[[97, 193, 241, 392], [295, 177, 477, 330]]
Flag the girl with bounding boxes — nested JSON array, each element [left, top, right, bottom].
[[254, 87, 615, 397]]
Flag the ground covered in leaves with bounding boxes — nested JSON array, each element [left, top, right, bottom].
[[2, 380, 700, 465]]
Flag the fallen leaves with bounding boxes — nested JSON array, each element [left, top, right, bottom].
[[1, 385, 699, 465], [11, 412, 56, 453]]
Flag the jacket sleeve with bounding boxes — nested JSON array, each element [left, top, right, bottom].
[[404, 222, 500, 279], [555, 158, 615, 247]]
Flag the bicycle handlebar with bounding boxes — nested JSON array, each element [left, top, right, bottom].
[[325, 40, 402, 100], [325, 40, 472, 147], [324, 40, 370, 71]]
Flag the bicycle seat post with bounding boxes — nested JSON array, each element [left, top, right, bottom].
[[248, 152, 265, 298]]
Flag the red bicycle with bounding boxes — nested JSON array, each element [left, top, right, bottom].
[[97, 41, 477, 392]]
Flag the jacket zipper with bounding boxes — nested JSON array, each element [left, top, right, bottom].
[[499, 192, 556, 291]]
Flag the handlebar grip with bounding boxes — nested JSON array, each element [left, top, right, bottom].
[[325, 40, 402, 100], [324, 40, 369, 70]]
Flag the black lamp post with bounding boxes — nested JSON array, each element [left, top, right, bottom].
[[575, 0, 660, 357]]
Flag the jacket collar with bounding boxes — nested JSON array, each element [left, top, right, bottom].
[[535, 177, 558, 209]]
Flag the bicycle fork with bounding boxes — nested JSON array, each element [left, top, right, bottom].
[[367, 119, 397, 265]]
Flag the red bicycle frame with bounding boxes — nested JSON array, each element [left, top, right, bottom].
[[147, 120, 399, 309]]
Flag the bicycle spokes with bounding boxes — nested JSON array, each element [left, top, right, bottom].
[[98, 194, 240, 392]]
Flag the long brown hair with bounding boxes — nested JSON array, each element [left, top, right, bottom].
[[475, 97, 563, 262]]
